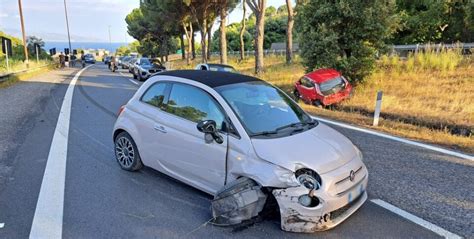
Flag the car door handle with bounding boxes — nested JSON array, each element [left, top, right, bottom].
[[153, 125, 167, 133]]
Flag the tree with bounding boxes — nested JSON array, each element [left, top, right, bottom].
[[26, 36, 45, 57], [217, 0, 239, 64], [239, 1, 247, 61], [246, 0, 266, 74], [295, 0, 396, 82], [185, 0, 219, 63], [285, 0, 294, 64]]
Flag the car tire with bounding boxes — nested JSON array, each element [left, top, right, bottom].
[[293, 89, 300, 102], [312, 100, 323, 108], [133, 72, 137, 79], [114, 132, 143, 171]]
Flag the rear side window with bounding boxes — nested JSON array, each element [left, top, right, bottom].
[[164, 83, 225, 130], [301, 77, 314, 88], [141, 83, 168, 107]]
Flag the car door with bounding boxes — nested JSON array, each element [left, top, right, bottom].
[[133, 82, 171, 170], [154, 83, 228, 193], [299, 77, 317, 101]]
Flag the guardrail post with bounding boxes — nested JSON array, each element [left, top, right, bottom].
[[373, 91, 383, 126]]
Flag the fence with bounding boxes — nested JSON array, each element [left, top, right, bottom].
[[207, 43, 473, 57]]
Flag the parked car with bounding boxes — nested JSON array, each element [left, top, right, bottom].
[[119, 56, 131, 68], [130, 57, 166, 81], [293, 69, 352, 107], [112, 70, 367, 233], [127, 58, 138, 73], [195, 63, 237, 73], [103, 56, 111, 65], [84, 54, 96, 64]]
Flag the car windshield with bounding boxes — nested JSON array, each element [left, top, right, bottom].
[[215, 81, 317, 137], [209, 65, 237, 73], [140, 58, 151, 65], [319, 76, 346, 95]]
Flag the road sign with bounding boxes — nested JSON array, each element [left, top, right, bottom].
[[65, 48, 70, 55], [1, 37, 13, 57], [49, 48, 56, 56], [73, 49, 77, 55]]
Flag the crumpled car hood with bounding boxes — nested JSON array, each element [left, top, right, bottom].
[[251, 124, 357, 174]]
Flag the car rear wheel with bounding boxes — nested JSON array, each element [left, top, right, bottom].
[[312, 100, 323, 108], [114, 132, 143, 171], [133, 71, 137, 79]]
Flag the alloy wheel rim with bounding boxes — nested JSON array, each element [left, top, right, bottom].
[[115, 137, 135, 167]]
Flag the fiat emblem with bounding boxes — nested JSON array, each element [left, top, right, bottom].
[[349, 170, 356, 182]]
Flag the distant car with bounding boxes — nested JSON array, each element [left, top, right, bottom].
[[293, 69, 352, 107], [131, 57, 166, 81], [195, 63, 237, 73], [120, 56, 132, 69], [104, 56, 111, 65], [84, 54, 96, 64], [117, 56, 125, 66], [127, 58, 138, 72]]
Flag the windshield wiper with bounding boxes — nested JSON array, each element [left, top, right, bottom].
[[251, 130, 278, 137]]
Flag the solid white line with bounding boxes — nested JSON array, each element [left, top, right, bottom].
[[312, 116, 473, 161], [128, 79, 139, 85], [371, 199, 462, 239], [29, 66, 91, 239]]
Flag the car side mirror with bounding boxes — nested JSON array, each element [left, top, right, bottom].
[[197, 120, 223, 144]]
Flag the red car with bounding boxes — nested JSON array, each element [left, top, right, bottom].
[[293, 69, 352, 106]]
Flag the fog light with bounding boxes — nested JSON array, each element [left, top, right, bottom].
[[298, 195, 320, 207]]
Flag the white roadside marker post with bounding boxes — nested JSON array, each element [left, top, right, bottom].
[[4, 39, 10, 72], [373, 91, 383, 127], [36, 44, 39, 63]]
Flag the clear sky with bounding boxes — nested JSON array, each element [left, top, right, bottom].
[[0, 0, 288, 43]]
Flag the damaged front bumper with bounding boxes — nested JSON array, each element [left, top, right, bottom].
[[272, 174, 368, 233]]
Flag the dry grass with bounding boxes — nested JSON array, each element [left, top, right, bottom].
[[170, 52, 474, 153]]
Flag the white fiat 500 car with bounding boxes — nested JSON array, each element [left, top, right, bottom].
[[113, 70, 368, 232]]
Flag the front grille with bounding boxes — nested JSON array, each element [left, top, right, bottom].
[[336, 175, 366, 197], [330, 191, 364, 220], [335, 166, 363, 185]]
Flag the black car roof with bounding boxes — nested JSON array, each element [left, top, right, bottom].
[[206, 63, 235, 68], [157, 70, 262, 88]]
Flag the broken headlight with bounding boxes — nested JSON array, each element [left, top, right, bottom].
[[295, 168, 322, 190]]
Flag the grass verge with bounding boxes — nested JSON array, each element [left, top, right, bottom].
[[0, 63, 58, 89]]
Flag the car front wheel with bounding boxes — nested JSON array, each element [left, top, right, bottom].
[[114, 132, 143, 171], [293, 89, 301, 102]]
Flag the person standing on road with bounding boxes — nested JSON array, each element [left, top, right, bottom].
[[81, 52, 86, 68], [70, 54, 76, 67], [59, 52, 65, 68]]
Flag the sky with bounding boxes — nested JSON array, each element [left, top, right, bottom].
[[0, 0, 288, 43]]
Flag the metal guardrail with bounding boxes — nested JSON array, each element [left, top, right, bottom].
[[0, 63, 56, 83]]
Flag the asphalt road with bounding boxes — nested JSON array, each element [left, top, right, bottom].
[[0, 64, 472, 238]]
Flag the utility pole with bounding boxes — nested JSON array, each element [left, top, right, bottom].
[[63, 0, 72, 66], [108, 25, 112, 54], [18, 0, 29, 68]]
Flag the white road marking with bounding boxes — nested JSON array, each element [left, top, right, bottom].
[[119, 71, 127, 77], [29, 66, 92, 239], [313, 116, 473, 161], [128, 79, 139, 85], [371, 199, 462, 239]]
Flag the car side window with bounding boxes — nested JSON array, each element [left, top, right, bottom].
[[141, 83, 168, 108], [302, 77, 314, 88], [164, 83, 226, 130]]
